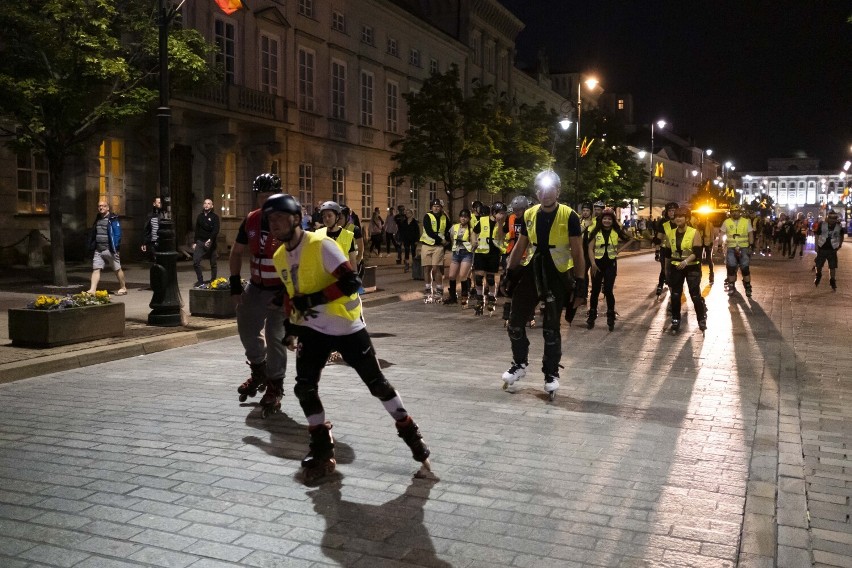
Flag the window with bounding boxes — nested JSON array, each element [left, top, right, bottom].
[[485, 43, 494, 72], [618, 99, 625, 110], [259, 34, 280, 94], [409, 48, 420, 67], [410, 183, 419, 214], [331, 60, 346, 119], [299, 163, 313, 208], [214, 19, 236, 84], [360, 25, 374, 46], [298, 47, 315, 111], [499, 51, 508, 80], [360, 71, 374, 127], [98, 139, 125, 213], [387, 176, 397, 209], [298, 0, 313, 17], [387, 37, 398, 57], [17, 151, 49, 213], [332, 167, 346, 203], [471, 32, 481, 65], [386, 81, 398, 133], [361, 171, 373, 220], [430, 58, 439, 74], [331, 11, 345, 33], [220, 152, 237, 217], [428, 181, 437, 204]]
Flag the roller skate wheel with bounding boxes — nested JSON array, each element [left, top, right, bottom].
[[258, 384, 266, 393], [303, 459, 336, 483], [414, 459, 437, 479], [548, 391, 556, 401], [239, 394, 248, 403]]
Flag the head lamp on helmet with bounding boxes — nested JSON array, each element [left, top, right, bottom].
[[491, 201, 506, 214], [730, 204, 742, 212], [430, 199, 443, 207], [253, 173, 282, 193], [534, 170, 560, 203]]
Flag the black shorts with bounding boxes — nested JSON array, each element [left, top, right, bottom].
[[473, 253, 500, 273]]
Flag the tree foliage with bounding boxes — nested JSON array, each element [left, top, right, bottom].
[[0, 0, 215, 285]]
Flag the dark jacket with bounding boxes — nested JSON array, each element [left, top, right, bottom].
[[88, 212, 122, 253], [400, 217, 420, 243], [143, 207, 164, 246], [194, 210, 220, 246]]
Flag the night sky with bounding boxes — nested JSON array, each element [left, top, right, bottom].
[[499, 0, 851, 172]]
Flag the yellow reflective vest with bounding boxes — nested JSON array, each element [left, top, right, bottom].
[[664, 225, 699, 265], [419, 212, 447, 245], [723, 217, 751, 249], [272, 231, 361, 324], [316, 226, 354, 257], [593, 229, 620, 260], [474, 217, 506, 254], [450, 223, 472, 253], [522, 203, 576, 272]]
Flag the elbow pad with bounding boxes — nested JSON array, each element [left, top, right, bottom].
[[337, 271, 362, 297]]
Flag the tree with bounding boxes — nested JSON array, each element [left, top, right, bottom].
[[0, 0, 214, 285], [493, 101, 554, 197], [391, 67, 499, 217]]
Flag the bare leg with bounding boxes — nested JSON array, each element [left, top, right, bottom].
[[88, 269, 102, 293], [116, 269, 127, 292]]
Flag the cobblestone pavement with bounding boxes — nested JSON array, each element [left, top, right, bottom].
[[0, 247, 849, 567]]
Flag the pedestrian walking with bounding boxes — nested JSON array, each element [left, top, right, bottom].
[[500, 171, 586, 400], [264, 193, 432, 482], [228, 173, 288, 416], [140, 196, 164, 262], [813, 210, 844, 290], [383, 207, 400, 258], [192, 198, 220, 286], [86, 200, 127, 295], [369, 207, 384, 256], [399, 208, 419, 272]]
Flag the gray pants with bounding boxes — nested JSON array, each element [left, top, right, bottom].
[[236, 283, 287, 381]]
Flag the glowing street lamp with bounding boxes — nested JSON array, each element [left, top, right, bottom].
[[574, 76, 600, 206], [648, 119, 666, 219]]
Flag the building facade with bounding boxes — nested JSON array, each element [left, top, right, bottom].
[[1, 0, 569, 267]]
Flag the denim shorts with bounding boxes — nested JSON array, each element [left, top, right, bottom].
[[726, 247, 750, 268], [452, 249, 473, 263]]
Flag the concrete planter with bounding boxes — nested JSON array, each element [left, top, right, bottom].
[[189, 288, 236, 318], [8, 302, 125, 347]]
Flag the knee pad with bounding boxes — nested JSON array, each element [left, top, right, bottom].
[[741, 266, 750, 277], [542, 328, 560, 346], [365, 376, 396, 401], [486, 273, 495, 287], [474, 274, 484, 287], [507, 325, 525, 341], [294, 380, 318, 402]]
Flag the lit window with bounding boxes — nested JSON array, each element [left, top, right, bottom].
[[98, 139, 125, 213], [220, 152, 237, 217], [386, 81, 398, 133], [387, 176, 397, 209], [618, 99, 624, 110], [17, 151, 49, 214]]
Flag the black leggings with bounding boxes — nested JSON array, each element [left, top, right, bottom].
[[401, 241, 417, 261], [668, 265, 705, 323], [589, 260, 616, 313]]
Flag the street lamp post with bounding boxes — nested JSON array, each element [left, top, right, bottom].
[[700, 148, 713, 183], [648, 119, 666, 220], [148, 0, 183, 326], [574, 77, 598, 207]]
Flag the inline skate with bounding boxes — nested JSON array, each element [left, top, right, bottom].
[[237, 361, 267, 402]]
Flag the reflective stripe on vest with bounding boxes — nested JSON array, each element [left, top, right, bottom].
[[723, 217, 750, 248], [272, 231, 361, 324], [594, 230, 619, 260], [246, 209, 284, 288], [475, 217, 492, 253], [665, 225, 699, 265], [450, 223, 472, 252], [316, 226, 354, 256], [419, 213, 447, 245], [522, 203, 575, 272]]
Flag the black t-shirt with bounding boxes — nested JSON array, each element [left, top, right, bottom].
[[327, 227, 356, 253]]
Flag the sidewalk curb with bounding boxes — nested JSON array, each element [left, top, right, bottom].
[[0, 291, 413, 384]]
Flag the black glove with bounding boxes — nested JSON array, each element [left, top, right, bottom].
[[229, 275, 244, 296], [654, 250, 659, 262], [501, 268, 521, 298], [292, 291, 324, 312], [434, 236, 443, 246]]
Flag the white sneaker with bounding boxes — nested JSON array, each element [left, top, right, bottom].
[[544, 375, 559, 392], [502, 362, 527, 385]]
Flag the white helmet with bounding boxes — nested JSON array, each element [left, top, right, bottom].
[[534, 171, 560, 203]]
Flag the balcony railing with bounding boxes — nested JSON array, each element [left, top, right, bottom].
[[328, 120, 349, 141], [178, 83, 284, 121]]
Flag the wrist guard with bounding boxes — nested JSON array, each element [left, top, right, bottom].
[[573, 277, 587, 303], [229, 275, 243, 295]]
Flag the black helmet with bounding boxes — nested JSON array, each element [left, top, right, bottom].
[[491, 201, 507, 214], [319, 201, 342, 215], [581, 202, 593, 211], [430, 199, 443, 207], [459, 208, 471, 218], [478, 204, 491, 217], [471, 199, 483, 211], [341, 205, 351, 217], [509, 195, 530, 213], [252, 173, 281, 193], [665, 201, 679, 211], [262, 193, 301, 216]]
